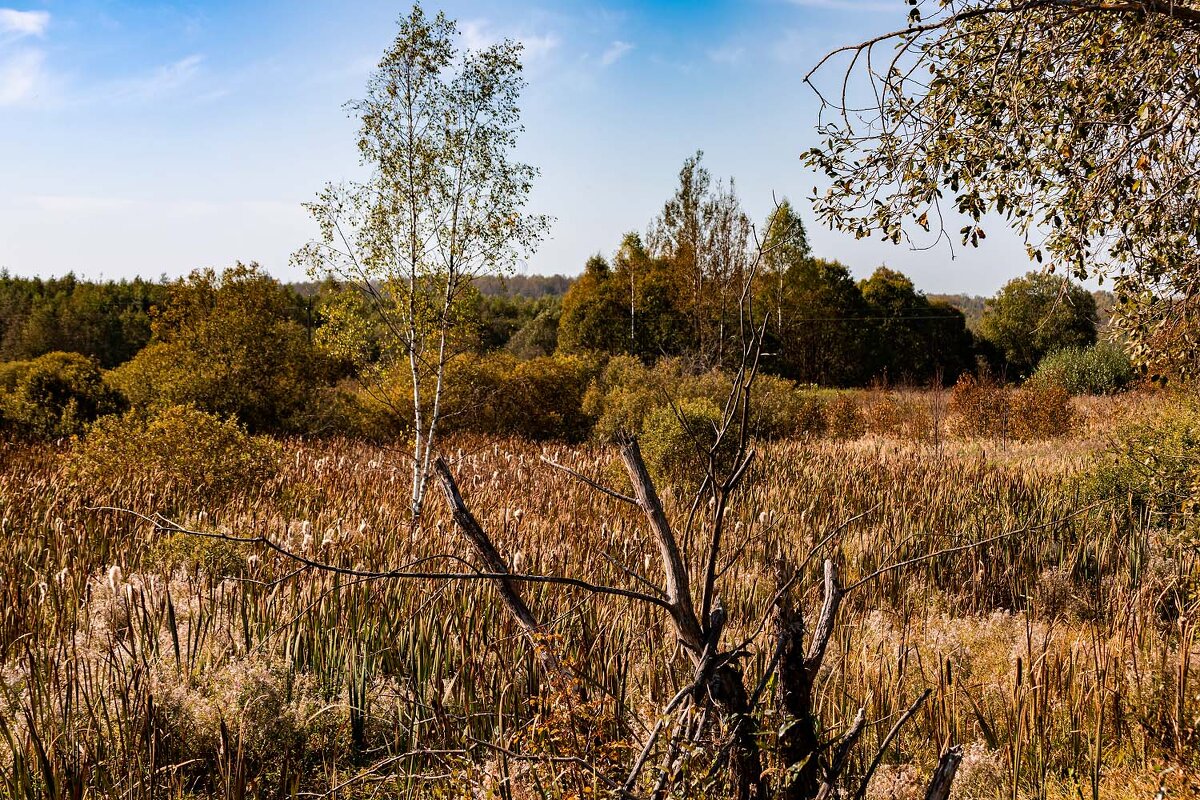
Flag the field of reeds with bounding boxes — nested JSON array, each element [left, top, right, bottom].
[[0, 389, 1196, 799]]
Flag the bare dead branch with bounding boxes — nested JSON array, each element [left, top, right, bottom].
[[92, 506, 674, 613], [433, 456, 544, 636], [816, 706, 867, 799], [854, 689, 934, 800], [617, 437, 706, 653], [540, 455, 641, 506]]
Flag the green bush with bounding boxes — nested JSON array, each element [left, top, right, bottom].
[[69, 405, 280, 506], [146, 531, 249, 578], [506, 307, 561, 359], [749, 374, 828, 439], [349, 351, 595, 441], [0, 351, 122, 438], [300, 352, 597, 441], [300, 381, 402, 441], [787, 390, 830, 437], [439, 352, 597, 441], [584, 356, 677, 441], [1031, 341, 1134, 395], [108, 265, 326, 433], [509, 355, 597, 440], [584, 357, 829, 445], [640, 396, 738, 485], [1079, 397, 1200, 528]]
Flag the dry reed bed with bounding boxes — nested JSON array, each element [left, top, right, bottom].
[[0, 396, 1195, 798]]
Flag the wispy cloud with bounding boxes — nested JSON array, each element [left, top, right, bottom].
[[460, 19, 495, 52], [0, 8, 49, 38], [707, 44, 745, 65], [771, 28, 814, 65], [0, 47, 43, 105], [600, 40, 633, 67], [0, 8, 50, 106], [460, 19, 559, 63], [521, 32, 560, 61], [102, 54, 204, 103]]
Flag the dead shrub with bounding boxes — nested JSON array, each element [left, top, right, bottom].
[[948, 374, 1009, 437], [948, 374, 1076, 440], [861, 390, 934, 440], [823, 392, 865, 438], [1008, 381, 1076, 440]]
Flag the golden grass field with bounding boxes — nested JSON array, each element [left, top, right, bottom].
[[0, 390, 1196, 799]]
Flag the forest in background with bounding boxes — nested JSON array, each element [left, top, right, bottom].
[[0, 161, 1126, 444], [0, 269, 1118, 383]]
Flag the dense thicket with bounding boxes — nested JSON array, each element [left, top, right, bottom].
[[108, 264, 327, 433]]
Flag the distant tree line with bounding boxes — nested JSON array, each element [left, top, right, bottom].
[[0, 156, 1113, 441], [0, 272, 167, 367], [555, 154, 1102, 387]]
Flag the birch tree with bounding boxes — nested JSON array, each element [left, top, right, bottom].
[[650, 152, 753, 367], [297, 4, 549, 517]]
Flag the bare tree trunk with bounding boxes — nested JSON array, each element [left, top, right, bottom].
[[617, 438, 764, 800], [776, 561, 844, 800], [409, 337, 425, 518], [924, 745, 962, 800], [617, 438, 705, 651], [707, 661, 764, 800], [433, 457, 560, 677], [776, 585, 822, 799]]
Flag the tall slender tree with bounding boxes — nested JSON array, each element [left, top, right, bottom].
[[650, 152, 753, 366], [297, 4, 549, 517], [651, 151, 713, 358]]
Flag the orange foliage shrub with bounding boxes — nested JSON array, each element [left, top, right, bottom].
[[948, 374, 1009, 437], [1009, 382, 1076, 440], [948, 374, 1075, 440], [861, 390, 935, 441], [823, 393, 866, 439]]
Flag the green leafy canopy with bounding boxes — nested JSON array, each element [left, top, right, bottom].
[[804, 0, 1200, 380]]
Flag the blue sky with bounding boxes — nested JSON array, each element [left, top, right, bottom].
[[0, 0, 1035, 295]]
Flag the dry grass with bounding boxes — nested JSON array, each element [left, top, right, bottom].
[[0, 390, 1195, 798]]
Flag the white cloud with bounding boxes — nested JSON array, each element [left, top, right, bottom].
[[784, 0, 900, 11], [0, 9, 50, 106], [103, 54, 204, 102], [0, 47, 44, 105], [600, 40, 633, 67], [707, 45, 745, 65], [460, 19, 495, 52], [521, 32, 560, 62], [0, 8, 49, 38], [460, 19, 559, 63]]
